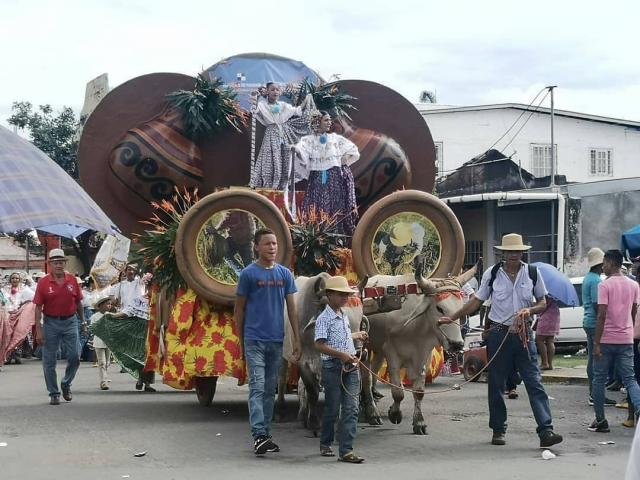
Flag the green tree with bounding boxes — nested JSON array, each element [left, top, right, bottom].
[[7, 102, 80, 178]]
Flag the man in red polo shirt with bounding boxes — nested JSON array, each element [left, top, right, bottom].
[[34, 249, 86, 405]]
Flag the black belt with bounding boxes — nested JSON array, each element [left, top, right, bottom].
[[45, 314, 75, 320], [487, 319, 531, 332], [487, 320, 511, 332]]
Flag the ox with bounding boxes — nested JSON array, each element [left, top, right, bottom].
[[276, 273, 380, 433], [365, 263, 477, 434]]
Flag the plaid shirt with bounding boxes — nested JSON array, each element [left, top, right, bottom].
[[314, 304, 356, 361]]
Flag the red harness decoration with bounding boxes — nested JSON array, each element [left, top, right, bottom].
[[434, 291, 464, 302], [362, 283, 422, 299]]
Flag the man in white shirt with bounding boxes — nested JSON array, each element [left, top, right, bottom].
[[112, 264, 145, 311]]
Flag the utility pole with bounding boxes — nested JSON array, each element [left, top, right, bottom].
[[548, 85, 557, 187]]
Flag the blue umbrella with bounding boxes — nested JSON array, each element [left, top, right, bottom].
[[531, 262, 580, 307], [622, 225, 640, 259], [0, 126, 119, 236]]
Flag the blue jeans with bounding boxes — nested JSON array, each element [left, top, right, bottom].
[[486, 328, 553, 436], [584, 327, 595, 393], [244, 340, 283, 439], [320, 359, 360, 457], [592, 343, 640, 421], [42, 316, 80, 397]]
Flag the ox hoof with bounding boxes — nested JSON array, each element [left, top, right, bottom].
[[369, 416, 383, 426], [388, 408, 403, 424], [413, 424, 428, 435]]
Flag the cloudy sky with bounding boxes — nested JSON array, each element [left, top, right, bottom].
[[1, 0, 638, 127]]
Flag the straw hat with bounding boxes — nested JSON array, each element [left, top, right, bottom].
[[587, 247, 605, 268], [494, 233, 531, 251], [324, 276, 356, 294], [390, 223, 413, 247], [93, 296, 114, 309], [48, 248, 66, 260]]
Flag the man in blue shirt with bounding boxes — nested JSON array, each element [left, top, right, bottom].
[[234, 228, 302, 455], [439, 233, 563, 448]]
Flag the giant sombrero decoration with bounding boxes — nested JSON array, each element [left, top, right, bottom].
[[78, 54, 437, 236]]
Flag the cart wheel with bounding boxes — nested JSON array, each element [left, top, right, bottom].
[[195, 377, 218, 406], [463, 357, 485, 382]]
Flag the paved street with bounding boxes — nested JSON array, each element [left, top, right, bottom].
[[0, 360, 636, 480]]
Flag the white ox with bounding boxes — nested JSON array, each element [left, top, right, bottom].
[[277, 273, 380, 434], [364, 263, 477, 434]]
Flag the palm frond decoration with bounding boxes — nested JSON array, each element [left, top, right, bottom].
[[296, 79, 357, 120], [166, 74, 247, 140], [132, 187, 200, 297], [290, 207, 347, 276]]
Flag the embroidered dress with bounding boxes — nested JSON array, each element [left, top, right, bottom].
[[250, 100, 313, 190], [295, 133, 360, 237], [90, 296, 150, 379]]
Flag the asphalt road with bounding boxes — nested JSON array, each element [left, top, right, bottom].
[[0, 360, 636, 480]]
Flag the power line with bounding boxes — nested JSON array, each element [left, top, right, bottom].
[[501, 90, 550, 151], [485, 87, 547, 152]]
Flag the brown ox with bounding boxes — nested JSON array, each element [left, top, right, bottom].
[[365, 263, 477, 434]]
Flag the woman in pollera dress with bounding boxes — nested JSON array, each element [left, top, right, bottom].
[[293, 111, 360, 238]]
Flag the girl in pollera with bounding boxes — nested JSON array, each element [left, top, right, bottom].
[[250, 82, 313, 190]]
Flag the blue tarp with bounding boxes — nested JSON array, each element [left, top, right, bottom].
[[204, 52, 322, 110], [622, 225, 640, 259]]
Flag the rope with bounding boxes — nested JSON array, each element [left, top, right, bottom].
[[342, 312, 523, 397]]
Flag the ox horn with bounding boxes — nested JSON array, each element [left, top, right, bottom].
[[357, 275, 368, 296], [415, 272, 438, 295], [455, 257, 482, 286]]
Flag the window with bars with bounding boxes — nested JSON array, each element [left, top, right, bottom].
[[435, 141, 444, 178], [589, 148, 613, 176], [464, 240, 483, 267], [530, 143, 556, 177]]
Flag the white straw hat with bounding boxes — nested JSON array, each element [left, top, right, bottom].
[[494, 233, 531, 251]]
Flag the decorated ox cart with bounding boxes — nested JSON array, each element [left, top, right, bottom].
[[78, 53, 471, 428]]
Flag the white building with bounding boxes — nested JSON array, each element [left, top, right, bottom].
[[418, 103, 640, 183]]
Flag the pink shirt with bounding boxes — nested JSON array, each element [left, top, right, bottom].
[[598, 276, 640, 344]]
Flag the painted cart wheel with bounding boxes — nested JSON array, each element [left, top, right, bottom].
[[175, 188, 293, 306], [195, 376, 218, 406], [351, 190, 464, 279]]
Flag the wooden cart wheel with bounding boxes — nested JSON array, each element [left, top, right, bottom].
[[175, 188, 293, 306], [195, 376, 219, 406], [351, 190, 465, 279], [463, 356, 485, 382]]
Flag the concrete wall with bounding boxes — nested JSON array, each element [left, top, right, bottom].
[[421, 108, 640, 184], [565, 190, 640, 277]]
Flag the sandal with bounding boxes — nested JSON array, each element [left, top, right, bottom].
[[320, 446, 335, 457], [338, 452, 364, 464]]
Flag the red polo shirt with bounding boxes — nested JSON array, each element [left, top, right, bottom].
[[33, 273, 83, 317]]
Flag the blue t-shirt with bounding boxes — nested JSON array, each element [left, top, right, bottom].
[[236, 263, 297, 342], [582, 271, 601, 329]]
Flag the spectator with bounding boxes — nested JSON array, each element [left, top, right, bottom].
[[33, 249, 86, 405], [588, 249, 640, 433]]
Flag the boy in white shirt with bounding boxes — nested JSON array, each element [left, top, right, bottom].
[[90, 297, 113, 390]]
